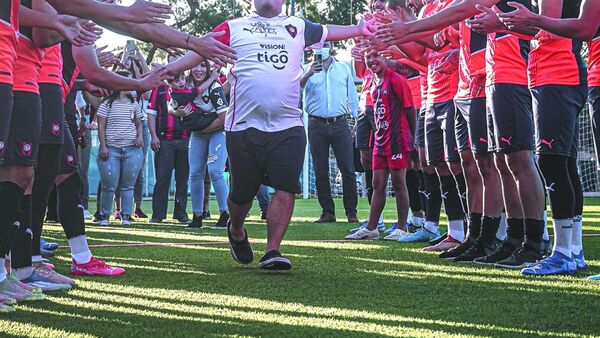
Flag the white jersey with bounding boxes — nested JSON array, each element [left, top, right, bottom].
[[215, 13, 328, 132]]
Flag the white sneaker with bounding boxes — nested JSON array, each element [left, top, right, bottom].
[[384, 229, 409, 241], [121, 219, 131, 226], [345, 227, 380, 240], [99, 219, 109, 226], [83, 210, 92, 220]]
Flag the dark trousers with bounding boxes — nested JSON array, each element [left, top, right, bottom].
[[308, 116, 357, 217], [152, 138, 189, 220]]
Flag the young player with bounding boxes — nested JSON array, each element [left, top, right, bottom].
[[346, 53, 416, 240]]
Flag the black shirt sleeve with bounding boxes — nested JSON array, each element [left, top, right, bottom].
[[304, 19, 325, 48]]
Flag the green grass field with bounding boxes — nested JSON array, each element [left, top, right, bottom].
[[1, 198, 599, 337]]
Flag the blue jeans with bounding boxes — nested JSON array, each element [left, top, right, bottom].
[[189, 130, 228, 214], [97, 146, 144, 217], [134, 120, 151, 204], [256, 185, 270, 212]]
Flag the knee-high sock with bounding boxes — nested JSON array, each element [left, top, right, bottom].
[[11, 195, 33, 277], [0, 182, 25, 259]]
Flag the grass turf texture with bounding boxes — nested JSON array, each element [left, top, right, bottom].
[[1, 198, 599, 337]]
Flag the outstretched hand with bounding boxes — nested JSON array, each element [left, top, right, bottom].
[[497, 1, 537, 31], [126, 0, 173, 24], [374, 20, 410, 46], [189, 31, 237, 68], [468, 5, 504, 34], [55, 15, 99, 47], [138, 66, 172, 91]]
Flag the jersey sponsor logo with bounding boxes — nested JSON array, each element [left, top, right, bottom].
[[50, 122, 61, 136], [285, 24, 297, 38], [21, 141, 33, 157], [257, 50, 289, 70], [243, 22, 277, 37]]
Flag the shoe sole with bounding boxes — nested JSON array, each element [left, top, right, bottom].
[[495, 263, 533, 269], [472, 260, 497, 266], [345, 236, 379, 240], [210, 226, 227, 230], [70, 269, 126, 276], [259, 257, 292, 270]]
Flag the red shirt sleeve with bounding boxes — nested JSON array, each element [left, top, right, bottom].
[[392, 74, 414, 110], [213, 21, 231, 46]]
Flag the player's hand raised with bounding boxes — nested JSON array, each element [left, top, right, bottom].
[[497, 2, 537, 31], [137, 66, 172, 91], [189, 32, 237, 68], [55, 15, 99, 47], [469, 5, 505, 34], [126, 0, 173, 24]]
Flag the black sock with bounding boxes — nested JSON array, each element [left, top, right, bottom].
[[525, 218, 545, 249], [538, 155, 574, 219], [57, 174, 86, 239], [406, 169, 423, 213], [453, 172, 468, 214], [423, 173, 441, 223], [0, 181, 25, 257], [467, 212, 482, 241], [11, 195, 33, 270], [506, 218, 525, 241], [365, 170, 373, 205], [31, 144, 62, 257], [439, 175, 464, 221], [417, 171, 427, 211], [567, 157, 583, 216], [480, 216, 501, 245], [46, 186, 59, 221]]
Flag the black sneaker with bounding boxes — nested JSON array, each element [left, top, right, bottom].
[[134, 208, 148, 219], [92, 211, 101, 222], [187, 215, 203, 229], [495, 244, 543, 269], [202, 210, 211, 220], [227, 222, 254, 264], [176, 216, 191, 224], [473, 241, 516, 266], [439, 239, 474, 260], [211, 211, 230, 230], [453, 241, 494, 263], [259, 250, 292, 270], [429, 231, 448, 246], [260, 210, 267, 220]]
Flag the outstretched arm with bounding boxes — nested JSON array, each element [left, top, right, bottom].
[[45, 0, 173, 24]]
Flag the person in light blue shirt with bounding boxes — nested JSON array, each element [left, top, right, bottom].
[[301, 42, 360, 224]]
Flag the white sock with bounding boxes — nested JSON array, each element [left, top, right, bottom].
[[424, 221, 439, 234], [552, 218, 573, 257], [571, 215, 583, 255], [13, 266, 34, 280], [378, 213, 384, 224], [68, 235, 92, 264], [407, 208, 412, 224], [412, 216, 424, 227], [448, 220, 465, 242], [0, 259, 6, 282], [496, 213, 507, 241], [31, 255, 43, 263], [543, 211, 550, 241]]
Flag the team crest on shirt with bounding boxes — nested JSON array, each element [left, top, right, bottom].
[[21, 142, 33, 157], [285, 24, 297, 38], [50, 122, 61, 136], [0, 140, 4, 155], [65, 153, 75, 167]]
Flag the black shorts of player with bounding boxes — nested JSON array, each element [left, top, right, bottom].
[[0, 83, 14, 160], [414, 106, 426, 148], [39, 83, 65, 145], [226, 126, 306, 205], [589, 86, 600, 169], [0, 91, 42, 167], [532, 84, 587, 158], [455, 97, 492, 154], [58, 121, 79, 175], [487, 84, 534, 154], [355, 105, 376, 150], [424, 99, 460, 165]]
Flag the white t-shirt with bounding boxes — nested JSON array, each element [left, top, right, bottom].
[[97, 98, 142, 148], [214, 13, 328, 132]]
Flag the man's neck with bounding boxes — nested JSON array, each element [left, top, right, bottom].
[[323, 57, 333, 70], [255, 8, 282, 18], [375, 68, 386, 83]]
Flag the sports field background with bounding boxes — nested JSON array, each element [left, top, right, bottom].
[[1, 198, 598, 337]]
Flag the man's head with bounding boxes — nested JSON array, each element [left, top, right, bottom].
[[370, 0, 387, 12], [366, 53, 387, 75], [253, 0, 284, 17], [387, 0, 413, 19], [322, 42, 333, 60]]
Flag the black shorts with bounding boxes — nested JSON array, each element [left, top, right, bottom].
[[532, 84, 587, 158], [58, 121, 79, 175], [589, 86, 600, 169], [487, 84, 534, 153], [0, 83, 14, 159], [455, 97, 492, 154], [226, 126, 306, 204], [0, 91, 42, 167], [356, 106, 375, 150], [425, 100, 460, 165], [415, 106, 427, 148], [39, 83, 65, 145]]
